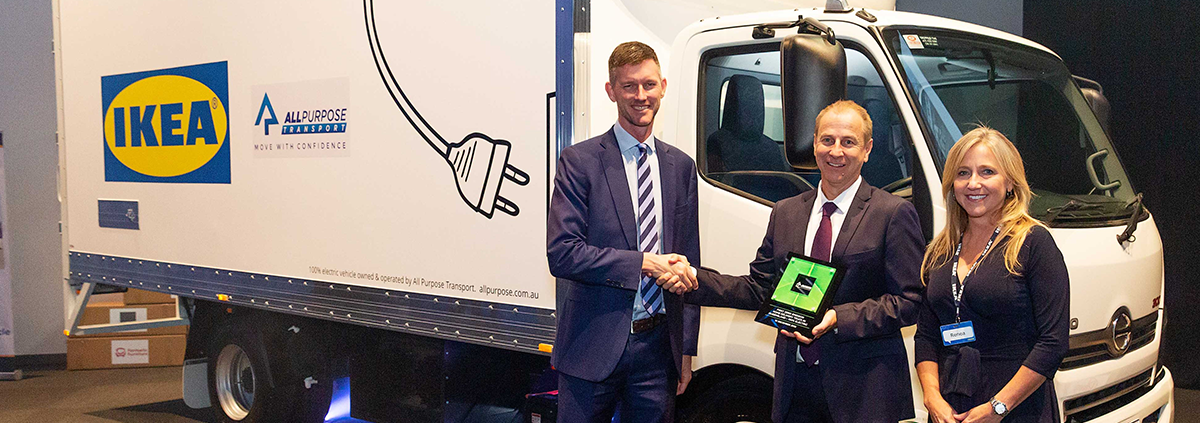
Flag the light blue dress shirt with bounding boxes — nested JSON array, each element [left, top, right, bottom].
[[613, 123, 666, 319]]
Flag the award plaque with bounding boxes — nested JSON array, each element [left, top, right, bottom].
[[754, 252, 844, 337]]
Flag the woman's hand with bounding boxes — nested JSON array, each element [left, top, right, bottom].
[[954, 402, 1002, 423], [923, 393, 959, 423]]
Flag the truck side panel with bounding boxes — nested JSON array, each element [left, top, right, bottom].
[[60, 1, 558, 348]]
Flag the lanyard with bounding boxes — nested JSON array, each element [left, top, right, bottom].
[[951, 226, 1001, 323]]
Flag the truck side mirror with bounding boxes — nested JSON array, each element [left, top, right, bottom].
[[1074, 75, 1111, 135], [781, 33, 846, 169]]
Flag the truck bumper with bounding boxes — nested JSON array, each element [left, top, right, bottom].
[[1071, 366, 1173, 423]]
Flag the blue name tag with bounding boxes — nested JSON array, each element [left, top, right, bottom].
[[941, 321, 976, 346]]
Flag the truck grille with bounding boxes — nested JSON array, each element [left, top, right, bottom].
[[1063, 367, 1162, 423], [1060, 311, 1157, 370]]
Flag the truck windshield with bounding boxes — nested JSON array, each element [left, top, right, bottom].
[[885, 30, 1139, 226]]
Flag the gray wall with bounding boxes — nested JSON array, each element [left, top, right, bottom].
[[896, 0, 1023, 35], [0, 1, 66, 356]]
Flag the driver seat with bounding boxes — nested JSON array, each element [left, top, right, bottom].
[[706, 75, 792, 173], [706, 75, 807, 202]]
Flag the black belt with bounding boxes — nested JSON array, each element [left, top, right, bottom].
[[631, 313, 667, 334]]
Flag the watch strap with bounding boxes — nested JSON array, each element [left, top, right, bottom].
[[990, 396, 1009, 416]]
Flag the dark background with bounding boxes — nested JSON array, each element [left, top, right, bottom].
[[1023, 1, 1200, 387]]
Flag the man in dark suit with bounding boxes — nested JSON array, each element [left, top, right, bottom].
[[547, 41, 701, 423], [686, 100, 923, 423]]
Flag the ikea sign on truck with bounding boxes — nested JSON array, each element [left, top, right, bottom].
[[102, 61, 230, 183]]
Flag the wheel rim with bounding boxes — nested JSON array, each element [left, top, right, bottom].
[[215, 343, 256, 420]]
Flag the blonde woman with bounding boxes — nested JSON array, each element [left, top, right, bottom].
[[914, 127, 1069, 423]]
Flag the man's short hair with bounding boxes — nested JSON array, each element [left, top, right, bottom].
[[608, 41, 660, 82], [814, 100, 873, 142]]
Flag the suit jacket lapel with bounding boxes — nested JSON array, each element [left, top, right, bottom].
[[601, 130, 638, 249], [832, 183, 872, 260], [657, 139, 676, 254], [796, 190, 817, 256]]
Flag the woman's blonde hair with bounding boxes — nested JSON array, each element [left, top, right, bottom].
[[921, 127, 1044, 283]]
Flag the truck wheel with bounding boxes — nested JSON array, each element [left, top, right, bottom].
[[208, 328, 289, 423], [678, 374, 773, 423]]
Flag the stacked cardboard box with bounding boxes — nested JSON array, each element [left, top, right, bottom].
[[66, 289, 188, 370]]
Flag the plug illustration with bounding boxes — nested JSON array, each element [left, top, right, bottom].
[[364, 0, 529, 218], [446, 133, 530, 217]]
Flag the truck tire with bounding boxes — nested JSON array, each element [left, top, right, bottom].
[[677, 374, 773, 423], [207, 327, 292, 423]]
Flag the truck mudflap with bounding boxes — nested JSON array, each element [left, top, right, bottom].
[[68, 251, 556, 355], [182, 358, 211, 409]]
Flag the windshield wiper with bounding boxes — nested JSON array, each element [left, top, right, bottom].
[[1116, 193, 1145, 244], [1043, 200, 1104, 224]]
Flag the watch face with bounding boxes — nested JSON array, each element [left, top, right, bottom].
[[993, 402, 1007, 415]]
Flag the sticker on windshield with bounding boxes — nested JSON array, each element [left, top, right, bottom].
[[903, 34, 924, 49]]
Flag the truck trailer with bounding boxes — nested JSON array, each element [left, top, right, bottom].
[[54, 0, 1173, 422]]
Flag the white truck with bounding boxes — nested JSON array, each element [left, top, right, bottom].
[[53, 0, 1173, 422]]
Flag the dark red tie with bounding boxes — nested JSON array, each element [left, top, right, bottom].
[[799, 201, 838, 366], [811, 202, 838, 261]]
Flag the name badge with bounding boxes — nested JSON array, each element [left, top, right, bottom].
[[941, 321, 976, 346]]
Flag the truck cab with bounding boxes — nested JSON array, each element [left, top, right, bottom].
[[653, 6, 1173, 423]]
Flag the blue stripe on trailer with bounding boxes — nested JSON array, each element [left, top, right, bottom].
[[555, 0, 582, 156], [68, 251, 556, 355]]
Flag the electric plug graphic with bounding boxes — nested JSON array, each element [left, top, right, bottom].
[[365, 0, 529, 218], [445, 133, 530, 218]]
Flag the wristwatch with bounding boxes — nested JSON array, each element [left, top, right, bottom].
[[990, 397, 1010, 417]]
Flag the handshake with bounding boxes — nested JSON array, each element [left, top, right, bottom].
[[641, 253, 698, 295]]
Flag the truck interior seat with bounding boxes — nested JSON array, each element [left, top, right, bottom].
[[706, 74, 792, 173], [848, 78, 907, 190]]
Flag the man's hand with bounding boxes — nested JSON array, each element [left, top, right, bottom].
[[645, 253, 696, 294], [666, 254, 698, 292], [780, 309, 837, 344], [642, 253, 675, 278], [677, 355, 694, 395]]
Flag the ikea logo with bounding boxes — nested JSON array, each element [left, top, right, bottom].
[[102, 61, 230, 183]]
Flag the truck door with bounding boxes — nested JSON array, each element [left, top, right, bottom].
[[676, 20, 929, 277], [667, 17, 937, 377]]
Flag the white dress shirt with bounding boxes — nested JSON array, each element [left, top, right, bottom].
[[797, 176, 861, 363], [803, 176, 863, 259]]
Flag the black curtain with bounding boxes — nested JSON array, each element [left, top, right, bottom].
[[1024, 1, 1200, 387]]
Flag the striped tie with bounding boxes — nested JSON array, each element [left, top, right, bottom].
[[636, 144, 662, 316]]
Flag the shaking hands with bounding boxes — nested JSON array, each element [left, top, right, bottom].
[[641, 253, 698, 295]]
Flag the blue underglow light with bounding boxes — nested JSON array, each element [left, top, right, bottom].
[[325, 376, 352, 422]]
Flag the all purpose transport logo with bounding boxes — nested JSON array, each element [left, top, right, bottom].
[[102, 61, 230, 183]]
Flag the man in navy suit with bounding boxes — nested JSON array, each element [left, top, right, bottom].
[[686, 100, 923, 423], [547, 41, 701, 423]]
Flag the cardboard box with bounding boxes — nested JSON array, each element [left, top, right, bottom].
[[73, 301, 188, 337], [67, 334, 186, 370], [123, 287, 176, 305]]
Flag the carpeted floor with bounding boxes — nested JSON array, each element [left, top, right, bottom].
[[0, 366, 1196, 423], [0, 366, 210, 423]]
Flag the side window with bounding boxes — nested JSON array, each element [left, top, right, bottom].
[[699, 45, 913, 203]]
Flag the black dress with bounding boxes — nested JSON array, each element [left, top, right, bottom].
[[914, 226, 1070, 422]]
